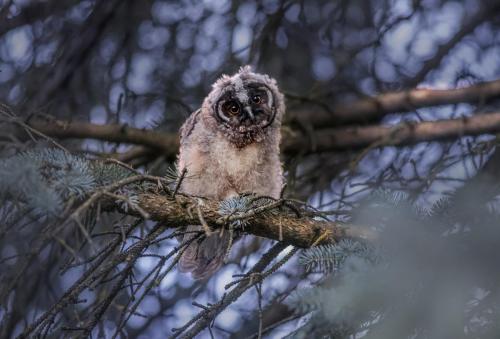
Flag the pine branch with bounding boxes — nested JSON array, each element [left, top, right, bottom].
[[299, 239, 372, 273], [0, 148, 364, 249], [133, 193, 368, 248], [173, 243, 296, 338]]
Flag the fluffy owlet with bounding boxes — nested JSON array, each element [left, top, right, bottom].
[[177, 66, 285, 279]]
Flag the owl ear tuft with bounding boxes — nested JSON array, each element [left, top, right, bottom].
[[212, 74, 231, 90], [220, 74, 231, 82], [238, 65, 253, 74]]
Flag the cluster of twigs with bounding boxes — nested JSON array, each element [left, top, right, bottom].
[[0, 158, 349, 338]]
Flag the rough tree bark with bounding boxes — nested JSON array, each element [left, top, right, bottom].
[[134, 193, 369, 248]]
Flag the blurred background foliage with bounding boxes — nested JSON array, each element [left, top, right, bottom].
[[2, 0, 500, 338]]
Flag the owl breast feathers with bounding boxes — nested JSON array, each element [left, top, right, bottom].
[[177, 66, 285, 279]]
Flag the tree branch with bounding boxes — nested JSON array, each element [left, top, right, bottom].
[[28, 0, 123, 108], [287, 111, 500, 153], [0, 1, 79, 38], [25, 117, 179, 158], [406, 3, 500, 87], [3, 79, 500, 159], [134, 193, 368, 248], [23, 109, 500, 158], [287, 78, 500, 126]]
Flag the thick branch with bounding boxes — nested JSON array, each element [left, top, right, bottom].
[[20, 110, 500, 158], [25, 117, 179, 158], [286, 111, 500, 153], [287, 79, 500, 126], [135, 193, 366, 248], [3, 79, 500, 158]]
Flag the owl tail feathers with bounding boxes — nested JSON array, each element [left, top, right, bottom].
[[178, 226, 231, 280]]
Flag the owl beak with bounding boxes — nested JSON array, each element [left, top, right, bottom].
[[243, 106, 256, 122]]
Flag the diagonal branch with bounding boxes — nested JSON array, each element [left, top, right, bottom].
[[174, 243, 296, 338], [0, 1, 79, 38], [285, 111, 500, 153], [406, 3, 500, 87], [28, 0, 124, 108], [287, 78, 500, 126]]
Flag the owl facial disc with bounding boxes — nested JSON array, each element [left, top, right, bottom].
[[214, 83, 276, 131], [203, 66, 285, 147]]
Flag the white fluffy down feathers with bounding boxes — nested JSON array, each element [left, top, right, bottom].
[[177, 66, 285, 279]]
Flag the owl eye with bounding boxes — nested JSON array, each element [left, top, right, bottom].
[[252, 95, 262, 104], [224, 101, 240, 115]]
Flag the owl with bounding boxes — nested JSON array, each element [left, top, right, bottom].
[[177, 66, 285, 279]]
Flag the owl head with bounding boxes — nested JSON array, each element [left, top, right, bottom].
[[201, 66, 285, 147]]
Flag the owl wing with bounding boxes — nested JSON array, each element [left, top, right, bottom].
[[179, 109, 201, 145]]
